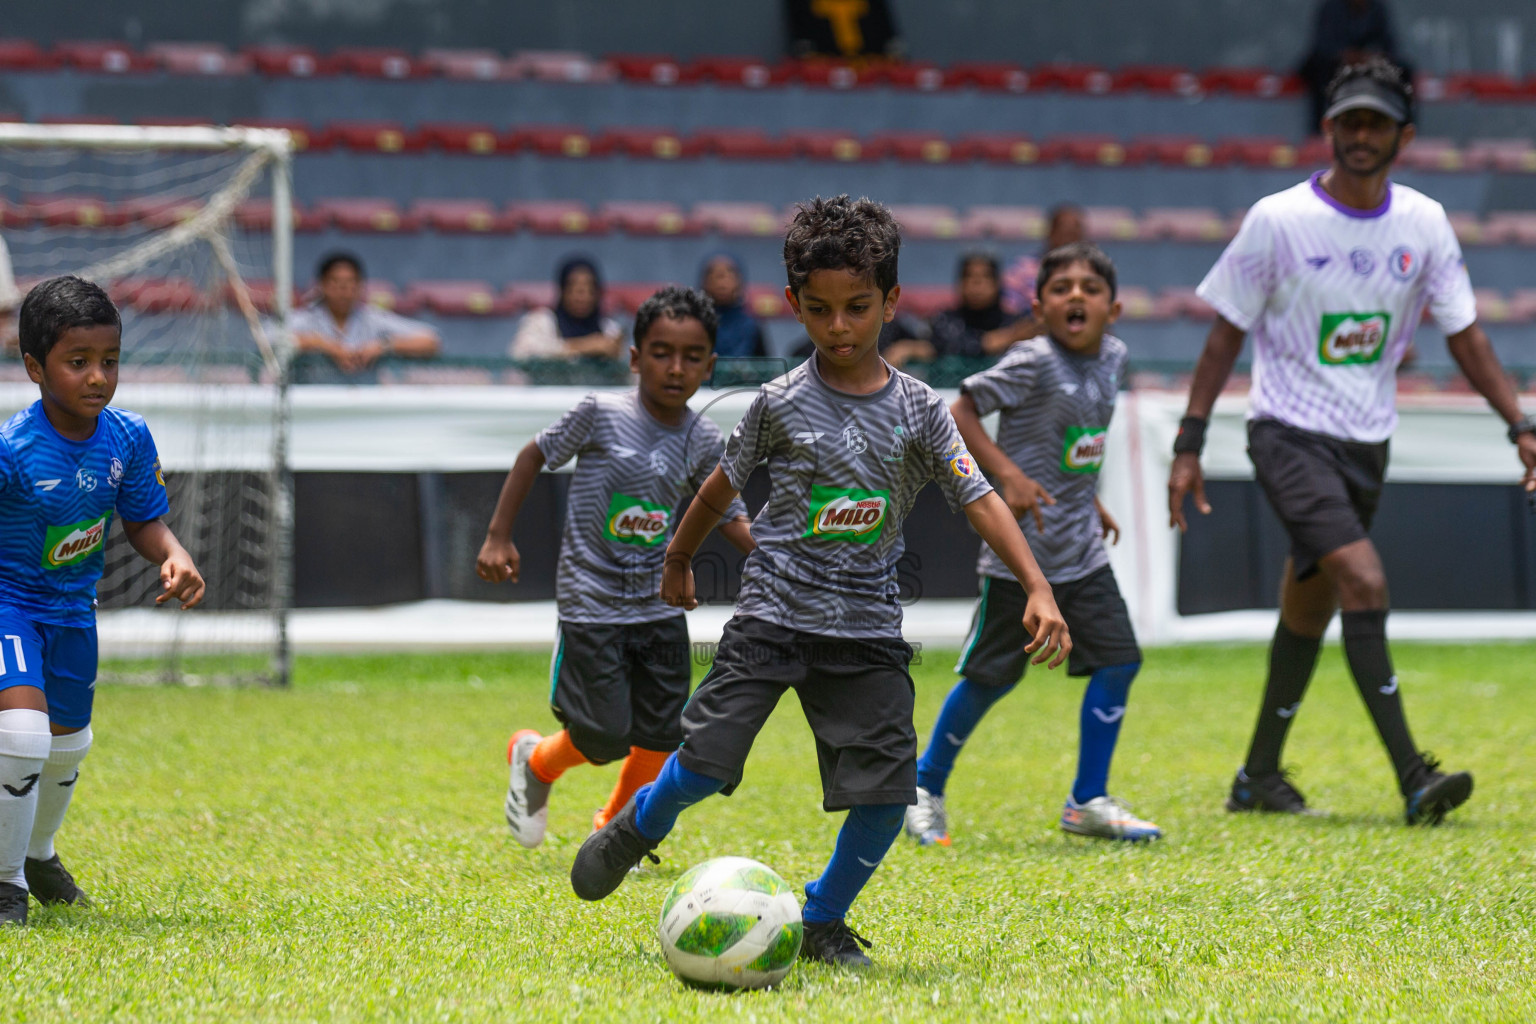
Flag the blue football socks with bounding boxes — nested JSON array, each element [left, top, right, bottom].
[[915, 677, 1015, 796], [803, 803, 905, 925], [632, 753, 725, 841], [1071, 661, 1141, 805]]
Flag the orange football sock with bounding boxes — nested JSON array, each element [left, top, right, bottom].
[[528, 730, 588, 784], [594, 747, 671, 829]]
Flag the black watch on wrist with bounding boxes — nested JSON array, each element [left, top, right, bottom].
[[1508, 415, 1536, 444]]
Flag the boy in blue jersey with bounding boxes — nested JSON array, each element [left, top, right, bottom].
[[571, 196, 1071, 968], [0, 277, 204, 925], [906, 243, 1161, 847]]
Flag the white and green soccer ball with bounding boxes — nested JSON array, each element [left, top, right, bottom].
[[657, 856, 803, 990]]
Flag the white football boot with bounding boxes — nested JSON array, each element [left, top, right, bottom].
[[1059, 794, 1162, 842], [505, 729, 551, 848]]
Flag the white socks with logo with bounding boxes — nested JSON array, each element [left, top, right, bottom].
[[0, 709, 52, 888], [28, 726, 91, 862]]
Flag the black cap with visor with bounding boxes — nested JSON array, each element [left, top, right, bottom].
[[1324, 77, 1412, 124]]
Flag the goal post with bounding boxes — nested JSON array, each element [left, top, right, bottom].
[[0, 122, 296, 685]]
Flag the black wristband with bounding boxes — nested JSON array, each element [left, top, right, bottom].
[[1508, 414, 1536, 444], [1173, 416, 1208, 456]]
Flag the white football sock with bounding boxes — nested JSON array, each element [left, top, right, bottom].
[[0, 708, 52, 888], [28, 726, 91, 862]]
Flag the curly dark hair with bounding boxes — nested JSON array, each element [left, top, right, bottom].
[[632, 285, 719, 348], [782, 195, 900, 296], [1037, 242, 1118, 301], [1326, 56, 1415, 124], [18, 275, 121, 365]]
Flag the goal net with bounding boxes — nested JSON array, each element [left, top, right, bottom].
[[0, 123, 295, 685]]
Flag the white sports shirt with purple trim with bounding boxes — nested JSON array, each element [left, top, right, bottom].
[[1197, 171, 1477, 443]]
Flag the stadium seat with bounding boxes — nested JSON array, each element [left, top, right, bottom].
[[1508, 290, 1536, 323], [1448, 73, 1526, 101], [1296, 137, 1332, 167], [1082, 206, 1141, 241], [1486, 211, 1536, 245], [609, 54, 694, 86], [1466, 139, 1536, 173], [507, 200, 608, 235], [230, 118, 332, 151], [508, 50, 614, 84], [117, 197, 203, 229], [1212, 136, 1302, 169], [1160, 287, 1216, 321], [416, 122, 506, 155], [1111, 65, 1202, 97], [744, 285, 790, 319], [687, 56, 791, 88], [327, 120, 423, 153], [146, 42, 250, 75], [952, 134, 1044, 165], [1030, 63, 1113, 94], [689, 128, 794, 160], [786, 130, 867, 162], [405, 280, 513, 316], [112, 278, 206, 313], [0, 40, 58, 71], [311, 198, 420, 233], [410, 199, 513, 233], [53, 40, 155, 73], [1140, 207, 1230, 242], [895, 286, 953, 319], [420, 48, 512, 81], [884, 62, 947, 91], [960, 205, 1046, 240], [1115, 286, 1160, 320], [886, 204, 966, 239], [946, 62, 1030, 92], [504, 281, 558, 311], [1125, 135, 1220, 168], [599, 201, 700, 236], [1198, 67, 1299, 97], [599, 127, 691, 160], [362, 282, 418, 314], [235, 199, 328, 233], [1042, 134, 1134, 167], [607, 283, 671, 314], [0, 197, 30, 229], [232, 280, 303, 315], [1474, 289, 1511, 323], [25, 195, 125, 228], [866, 132, 955, 163], [795, 60, 883, 89], [1447, 212, 1484, 245], [512, 124, 610, 158], [1397, 137, 1467, 172], [692, 201, 785, 236], [243, 44, 337, 77], [332, 47, 422, 79]]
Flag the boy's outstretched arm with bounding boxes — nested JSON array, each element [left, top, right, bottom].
[[662, 466, 741, 611], [121, 518, 205, 609], [476, 440, 546, 584], [951, 393, 1055, 532], [963, 490, 1071, 668]]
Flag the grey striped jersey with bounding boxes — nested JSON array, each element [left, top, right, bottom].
[[535, 391, 747, 624], [960, 334, 1128, 584], [719, 357, 993, 639]]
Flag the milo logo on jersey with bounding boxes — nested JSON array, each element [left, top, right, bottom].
[[604, 493, 670, 546], [805, 486, 889, 544], [1318, 312, 1391, 365], [41, 515, 109, 569], [1061, 426, 1107, 474]]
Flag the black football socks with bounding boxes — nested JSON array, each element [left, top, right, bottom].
[[1341, 609, 1424, 791], [1243, 621, 1322, 777]]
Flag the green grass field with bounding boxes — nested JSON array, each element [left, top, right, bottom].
[[6, 642, 1535, 1023]]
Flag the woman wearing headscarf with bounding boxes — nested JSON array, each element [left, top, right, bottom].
[[699, 252, 766, 358], [928, 251, 1023, 359], [510, 255, 624, 360]]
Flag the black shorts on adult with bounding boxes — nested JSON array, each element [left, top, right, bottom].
[[550, 616, 692, 763], [677, 615, 917, 811], [1247, 418, 1389, 580], [955, 566, 1141, 684]]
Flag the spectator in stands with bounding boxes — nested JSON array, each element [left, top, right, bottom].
[[0, 233, 20, 354], [291, 252, 440, 374], [1299, 0, 1410, 132], [511, 256, 624, 361], [926, 252, 1025, 360], [700, 253, 767, 358], [997, 204, 1089, 349]]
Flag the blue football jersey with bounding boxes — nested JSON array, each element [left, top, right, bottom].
[[0, 401, 170, 626]]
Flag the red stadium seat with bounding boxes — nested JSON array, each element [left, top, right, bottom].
[[504, 281, 558, 311], [416, 122, 506, 155], [25, 195, 126, 228], [1160, 287, 1216, 321], [230, 118, 332, 152], [599, 201, 700, 236], [509, 50, 614, 84], [687, 56, 792, 88], [1448, 73, 1525, 101], [1030, 63, 1113, 94], [1474, 289, 1512, 323], [410, 199, 514, 233], [609, 54, 695, 86], [1485, 211, 1536, 245], [1397, 137, 1467, 172], [244, 45, 337, 77], [0, 197, 31, 229], [1042, 135, 1135, 167], [1211, 137, 1302, 169], [1508, 290, 1536, 323], [420, 49, 513, 81], [688, 128, 795, 160], [512, 124, 611, 158], [332, 47, 423, 79], [363, 282, 419, 315], [117, 197, 203, 229], [1199, 68, 1299, 97], [1466, 139, 1536, 173], [1082, 206, 1140, 241], [693, 202, 786, 236], [952, 134, 1044, 165], [311, 198, 420, 233], [1115, 286, 1160, 321], [1111, 65, 1202, 97], [786, 130, 868, 162], [884, 62, 947, 91], [895, 286, 953, 319], [608, 283, 671, 314], [947, 62, 1030, 93], [795, 60, 884, 89], [866, 132, 956, 163], [53, 40, 155, 73], [0, 40, 58, 71], [886, 204, 966, 239], [111, 278, 206, 313], [1447, 212, 1486, 245], [960, 205, 1046, 240], [599, 127, 692, 160], [1140, 207, 1229, 242], [327, 120, 423, 153], [234, 199, 327, 233], [146, 42, 250, 75], [1296, 137, 1332, 167], [745, 285, 790, 319], [1125, 135, 1220, 168], [406, 280, 515, 316], [231, 280, 303, 315], [507, 200, 609, 235]]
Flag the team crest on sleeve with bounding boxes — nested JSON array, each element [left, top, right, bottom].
[[154, 458, 165, 487], [946, 441, 977, 478], [1387, 246, 1417, 281]]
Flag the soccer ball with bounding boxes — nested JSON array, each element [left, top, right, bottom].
[[657, 856, 803, 990]]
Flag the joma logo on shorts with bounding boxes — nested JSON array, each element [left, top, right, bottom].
[[42, 516, 108, 569], [604, 493, 670, 546], [805, 486, 889, 544], [1061, 426, 1107, 474], [1318, 312, 1391, 365]]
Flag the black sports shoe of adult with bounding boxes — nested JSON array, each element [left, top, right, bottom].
[[1226, 768, 1325, 816], [1404, 755, 1473, 826], [25, 854, 90, 906], [569, 794, 660, 901], [0, 882, 27, 926], [799, 919, 874, 968]]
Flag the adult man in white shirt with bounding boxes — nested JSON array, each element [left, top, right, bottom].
[[1168, 59, 1536, 825], [290, 252, 440, 374]]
